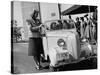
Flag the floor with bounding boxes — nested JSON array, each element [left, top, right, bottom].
[[12, 42, 97, 74]]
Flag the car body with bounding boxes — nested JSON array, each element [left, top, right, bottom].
[[41, 19, 93, 67]]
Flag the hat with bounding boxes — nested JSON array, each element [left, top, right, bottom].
[[80, 17, 84, 20], [31, 10, 39, 18], [84, 14, 88, 17], [76, 17, 79, 20]]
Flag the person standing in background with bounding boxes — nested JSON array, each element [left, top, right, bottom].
[[84, 14, 90, 40], [75, 17, 81, 37], [89, 17, 94, 43], [80, 17, 87, 39], [92, 20, 96, 43], [63, 20, 70, 29], [89, 16, 96, 44], [68, 15, 75, 28], [27, 10, 43, 70], [93, 8, 97, 43], [68, 15, 74, 23], [57, 20, 63, 29]]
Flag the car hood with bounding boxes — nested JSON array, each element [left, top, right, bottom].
[[46, 29, 77, 37]]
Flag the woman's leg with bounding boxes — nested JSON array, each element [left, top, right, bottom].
[[33, 38, 43, 69], [29, 38, 42, 69], [33, 55, 40, 69]]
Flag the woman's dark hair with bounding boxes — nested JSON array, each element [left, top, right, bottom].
[[84, 14, 88, 20], [69, 15, 71, 19], [31, 10, 39, 20], [58, 20, 62, 24], [84, 14, 88, 17], [76, 17, 79, 21], [63, 20, 67, 23], [80, 17, 84, 21], [50, 22, 57, 30]]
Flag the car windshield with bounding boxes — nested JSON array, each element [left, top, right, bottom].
[[44, 20, 75, 31]]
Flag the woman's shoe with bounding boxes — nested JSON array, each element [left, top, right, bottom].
[[35, 65, 43, 70]]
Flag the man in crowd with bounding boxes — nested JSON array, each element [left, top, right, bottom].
[[75, 17, 81, 37], [84, 14, 90, 40]]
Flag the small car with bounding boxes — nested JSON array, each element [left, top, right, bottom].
[[41, 19, 94, 71]]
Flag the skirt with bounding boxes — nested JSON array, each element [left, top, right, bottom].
[[28, 37, 44, 56]]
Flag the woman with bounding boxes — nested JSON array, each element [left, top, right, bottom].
[[89, 17, 96, 44], [63, 20, 69, 29], [57, 20, 63, 29], [84, 15, 90, 40], [68, 15, 75, 28], [92, 22, 96, 42], [27, 10, 43, 70], [80, 17, 87, 39]]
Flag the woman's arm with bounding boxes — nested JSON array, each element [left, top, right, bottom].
[[30, 24, 43, 32], [31, 24, 43, 30]]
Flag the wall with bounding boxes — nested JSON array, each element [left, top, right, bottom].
[[40, 2, 60, 23], [21, 1, 39, 41], [13, 1, 23, 27], [13, 1, 25, 40], [13, 1, 39, 41]]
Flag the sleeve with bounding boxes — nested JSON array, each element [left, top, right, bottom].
[[30, 26, 39, 32]]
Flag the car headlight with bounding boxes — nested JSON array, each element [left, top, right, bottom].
[[57, 39, 66, 47]]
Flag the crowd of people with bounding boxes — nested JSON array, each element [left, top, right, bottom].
[[73, 13, 97, 44], [50, 20, 74, 30], [49, 13, 97, 45]]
